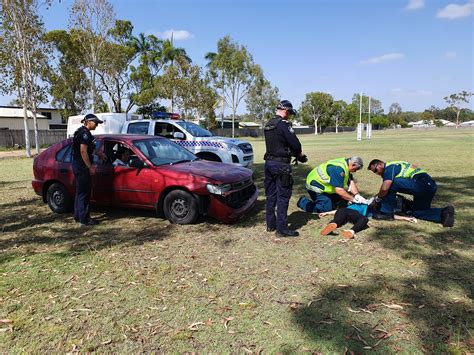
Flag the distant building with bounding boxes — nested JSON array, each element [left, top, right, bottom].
[[0, 106, 65, 130], [460, 120, 474, 127], [407, 119, 456, 128]]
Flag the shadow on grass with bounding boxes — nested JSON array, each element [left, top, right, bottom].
[[292, 218, 473, 352], [0, 197, 175, 262]]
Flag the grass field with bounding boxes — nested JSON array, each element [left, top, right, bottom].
[[1, 128, 473, 353]]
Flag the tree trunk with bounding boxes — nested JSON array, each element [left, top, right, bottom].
[[335, 117, 339, 133], [314, 118, 318, 135], [31, 101, 40, 155], [456, 110, 460, 128], [22, 103, 31, 157]]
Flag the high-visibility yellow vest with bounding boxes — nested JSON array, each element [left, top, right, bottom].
[[306, 158, 349, 194], [386, 161, 426, 179]]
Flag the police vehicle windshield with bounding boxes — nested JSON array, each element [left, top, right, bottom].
[[133, 138, 197, 166], [175, 121, 212, 137]]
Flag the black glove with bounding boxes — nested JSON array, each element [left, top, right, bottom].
[[297, 154, 308, 163]]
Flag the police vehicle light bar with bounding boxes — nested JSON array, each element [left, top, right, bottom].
[[152, 111, 181, 120]]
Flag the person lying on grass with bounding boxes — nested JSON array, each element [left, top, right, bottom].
[[318, 198, 417, 239]]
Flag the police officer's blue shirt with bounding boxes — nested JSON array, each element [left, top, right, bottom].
[[383, 163, 402, 181], [72, 126, 94, 171]]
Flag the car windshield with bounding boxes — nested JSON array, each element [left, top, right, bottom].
[[175, 121, 212, 137], [133, 138, 197, 166]]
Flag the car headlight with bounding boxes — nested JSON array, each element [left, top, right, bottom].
[[222, 142, 242, 153], [206, 183, 232, 195]]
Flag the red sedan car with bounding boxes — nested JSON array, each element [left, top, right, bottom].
[[32, 135, 258, 224]]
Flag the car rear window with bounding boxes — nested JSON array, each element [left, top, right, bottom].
[[127, 122, 149, 134], [56, 144, 72, 163]]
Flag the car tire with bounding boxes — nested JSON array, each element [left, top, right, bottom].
[[47, 182, 73, 214], [163, 190, 198, 224]]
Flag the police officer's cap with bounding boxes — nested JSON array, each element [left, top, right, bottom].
[[277, 100, 297, 115], [81, 113, 103, 124]]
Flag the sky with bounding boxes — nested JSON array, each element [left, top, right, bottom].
[[2, 0, 473, 113]]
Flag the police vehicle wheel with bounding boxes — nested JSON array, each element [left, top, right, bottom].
[[163, 190, 198, 224], [47, 183, 72, 213]]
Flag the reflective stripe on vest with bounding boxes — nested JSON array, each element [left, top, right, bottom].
[[386, 161, 427, 179], [306, 158, 349, 194]]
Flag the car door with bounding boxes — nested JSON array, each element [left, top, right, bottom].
[[91, 139, 114, 204], [112, 144, 156, 207]]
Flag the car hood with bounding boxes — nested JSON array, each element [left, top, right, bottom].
[[194, 136, 248, 145], [160, 160, 251, 183]]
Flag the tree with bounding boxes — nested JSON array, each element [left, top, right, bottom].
[[69, 0, 115, 112], [96, 20, 137, 113], [299, 92, 334, 134], [245, 76, 280, 127], [44, 30, 90, 118], [443, 91, 473, 128], [388, 102, 403, 126], [0, 0, 50, 157], [206, 36, 261, 137], [331, 100, 347, 133]]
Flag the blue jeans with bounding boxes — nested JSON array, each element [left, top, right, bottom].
[[380, 174, 442, 222], [264, 160, 293, 232], [298, 190, 347, 213]]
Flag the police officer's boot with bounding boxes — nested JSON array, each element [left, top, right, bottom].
[[276, 229, 299, 238]]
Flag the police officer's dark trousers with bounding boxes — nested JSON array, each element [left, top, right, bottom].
[[264, 160, 292, 232], [74, 168, 92, 223]]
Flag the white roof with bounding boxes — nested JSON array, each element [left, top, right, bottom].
[[460, 120, 474, 126], [239, 121, 261, 127], [0, 107, 47, 119]]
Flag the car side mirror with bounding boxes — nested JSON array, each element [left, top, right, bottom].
[[173, 132, 185, 140], [129, 156, 145, 169]]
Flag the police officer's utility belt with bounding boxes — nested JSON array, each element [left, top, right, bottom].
[[264, 155, 291, 163]]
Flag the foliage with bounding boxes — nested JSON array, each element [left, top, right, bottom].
[[206, 36, 261, 137], [299, 92, 334, 134], [245, 76, 280, 125], [0, 0, 50, 157], [44, 29, 90, 118], [69, 0, 115, 112], [443, 91, 473, 127]]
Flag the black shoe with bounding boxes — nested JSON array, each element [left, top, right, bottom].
[[81, 219, 99, 226], [266, 227, 276, 232], [276, 229, 299, 238], [372, 212, 394, 221], [441, 205, 455, 227]]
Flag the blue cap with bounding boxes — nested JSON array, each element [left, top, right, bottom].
[[81, 113, 103, 124], [277, 100, 297, 115]]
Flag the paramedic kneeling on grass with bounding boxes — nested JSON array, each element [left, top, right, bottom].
[[368, 159, 455, 227], [297, 157, 367, 213]]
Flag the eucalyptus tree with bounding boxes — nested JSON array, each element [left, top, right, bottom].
[[299, 92, 334, 134], [44, 29, 90, 118], [444, 91, 473, 128], [96, 20, 137, 113], [0, 0, 50, 156], [331, 100, 347, 133], [69, 0, 115, 112], [245, 76, 280, 126], [206, 36, 261, 137]]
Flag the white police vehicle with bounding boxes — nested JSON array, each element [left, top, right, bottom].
[[121, 118, 254, 168]]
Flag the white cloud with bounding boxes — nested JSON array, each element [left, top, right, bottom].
[[405, 0, 425, 11], [391, 88, 433, 97], [145, 29, 193, 41], [359, 53, 405, 65], [436, 1, 474, 19], [445, 51, 457, 59]]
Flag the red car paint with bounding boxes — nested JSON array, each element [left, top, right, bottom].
[[32, 135, 258, 224]]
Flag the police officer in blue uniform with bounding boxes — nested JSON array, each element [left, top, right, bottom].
[[72, 113, 103, 226], [368, 159, 455, 226], [264, 100, 307, 237]]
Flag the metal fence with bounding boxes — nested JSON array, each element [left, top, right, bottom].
[[0, 129, 66, 148]]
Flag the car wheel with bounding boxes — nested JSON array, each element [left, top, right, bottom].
[[47, 183, 73, 213], [163, 190, 198, 224]]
